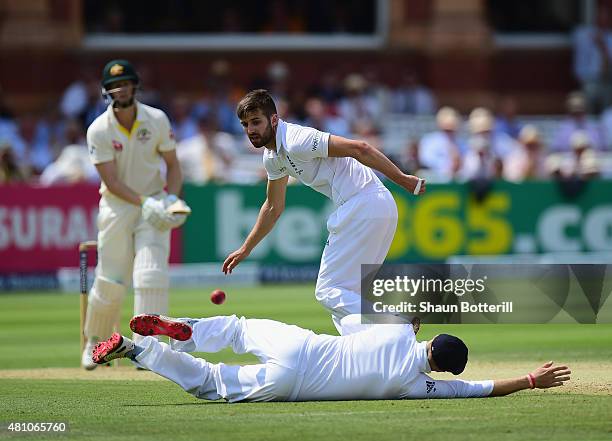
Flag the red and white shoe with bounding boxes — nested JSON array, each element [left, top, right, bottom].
[[92, 333, 135, 364], [129, 314, 193, 341]]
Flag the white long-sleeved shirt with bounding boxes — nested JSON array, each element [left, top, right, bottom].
[[292, 315, 494, 401]]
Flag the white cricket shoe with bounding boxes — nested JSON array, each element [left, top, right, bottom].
[[81, 340, 98, 370]]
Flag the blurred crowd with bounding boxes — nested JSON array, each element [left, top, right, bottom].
[[85, 0, 375, 35], [1, 56, 611, 187]]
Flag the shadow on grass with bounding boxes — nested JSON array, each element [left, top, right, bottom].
[[122, 402, 221, 407]]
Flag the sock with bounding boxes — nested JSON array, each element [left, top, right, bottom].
[[125, 344, 144, 361]]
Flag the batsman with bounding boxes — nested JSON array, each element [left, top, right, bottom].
[[81, 59, 190, 370]]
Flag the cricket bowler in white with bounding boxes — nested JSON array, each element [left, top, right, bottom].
[[81, 59, 191, 370], [223, 90, 426, 333], [92, 313, 571, 402]]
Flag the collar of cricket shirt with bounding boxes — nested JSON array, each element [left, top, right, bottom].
[[108, 101, 146, 138], [415, 340, 432, 373], [274, 118, 287, 154]]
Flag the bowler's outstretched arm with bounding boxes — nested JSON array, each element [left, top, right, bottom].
[[328, 135, 426, 195], [223, 176, 289, 274]]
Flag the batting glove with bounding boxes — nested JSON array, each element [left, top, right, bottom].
[[141, 197, 172, 231]]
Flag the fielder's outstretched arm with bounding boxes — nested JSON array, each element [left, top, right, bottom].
[[328, 135, 426, 195], [223, 176, 289, 274], [489, 361, 571, 397], [407, 362, 570, 399]]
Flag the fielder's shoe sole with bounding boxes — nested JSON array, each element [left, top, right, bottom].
[[130, 314, 193, 341], [92, 333, 134, 364]]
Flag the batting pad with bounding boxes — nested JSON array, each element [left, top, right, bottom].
[[133, 244, 169, 290], [84, 276, 126, 341], [134, 288, 168, 344]]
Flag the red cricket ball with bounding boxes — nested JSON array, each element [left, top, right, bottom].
[[210, 289, 226, 305]]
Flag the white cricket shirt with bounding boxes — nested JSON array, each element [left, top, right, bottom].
[[293, 316, 494, 400], [87, 101, 176, 199], [263, 119, 386, 206]]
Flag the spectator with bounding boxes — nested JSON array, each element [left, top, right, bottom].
[[303, 97, 350, 137], [573, 3, 612, 113], [460, 135, 504, 181], [390, 139, 420, 176], [59, 69, 95, 119], [170, 95, 198, 142], [315, 72, 344, 105], [267, 61, 291, 102], [468, 107, 518, 160], [194, 60, 245, 135], [35, 107, 73, 162], [0, 117, 26, 164], [338, 73, 382, 132], [19, 114, 53, 174], [83, 78, 107, 128], [176, 113, 236, 184], [0, 141, 26, 184], [136, 66, 163, 109], [390, 70, 435, 115], [418, 106, 465, 182], [552, 92, 604, 152], [566, 131, 600, 179], [598, 101, 612, 148], [363, 67, 392, 117], [495, 96, 522, 139], [503, 125, 548, 182], [0, 88, 27, 164], [39, 144, 98, 186]]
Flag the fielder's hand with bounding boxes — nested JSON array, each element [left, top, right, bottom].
[[401, 175, 426, 196], [530, 361, 571, 389], [223, 247, 250, 274]]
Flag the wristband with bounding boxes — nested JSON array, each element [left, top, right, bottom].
[[413, 178, 423, 195], [527, 373, 536, 389]]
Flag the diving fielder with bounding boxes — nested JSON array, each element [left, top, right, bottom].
[[81, 59, 190, 370], [223, 90, 426, 333], [92, 314, 571, 402]]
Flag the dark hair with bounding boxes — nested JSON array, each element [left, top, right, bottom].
[[236, 89, 277, 120]]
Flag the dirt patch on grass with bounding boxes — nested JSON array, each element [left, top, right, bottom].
[[0, 366, 163, 381], [1, 361, 611, 395], [431, 360, 612, 395]]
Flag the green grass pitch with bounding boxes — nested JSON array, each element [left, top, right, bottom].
[[0, 284, 611, 441]]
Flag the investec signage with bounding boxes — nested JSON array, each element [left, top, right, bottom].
[[181, 181, 612, 264], [0, 184, 99, 271]]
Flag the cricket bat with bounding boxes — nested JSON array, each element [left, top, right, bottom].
[[167, 199, 192, 215]]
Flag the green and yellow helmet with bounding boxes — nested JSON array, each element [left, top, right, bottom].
[[101, 59, 139, 90]]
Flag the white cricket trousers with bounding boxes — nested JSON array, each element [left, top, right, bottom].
[[316, 188, 398, 333], [135, 315, 314, 402]]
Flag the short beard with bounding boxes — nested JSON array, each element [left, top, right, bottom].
[[250, 118, 275, 147], [113, 97, 135, 109]]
